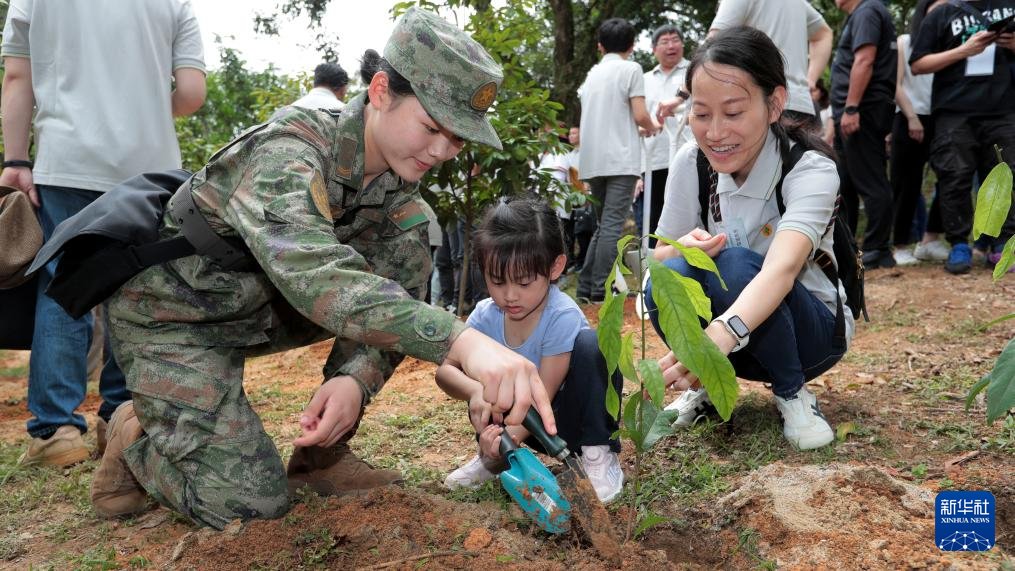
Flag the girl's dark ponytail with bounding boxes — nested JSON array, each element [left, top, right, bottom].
[[359, 49, 415, 103]]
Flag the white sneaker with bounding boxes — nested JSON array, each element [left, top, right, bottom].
[[580, 445, 623, 503], [663, 387, 715, 427], [443, 455, 499, 490], [893, 247, 919, 266], [773, 387, 834, 450], [913, 240, 950, 262]]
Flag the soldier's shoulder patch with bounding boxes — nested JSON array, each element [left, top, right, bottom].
[[309, 172, 332, 222]]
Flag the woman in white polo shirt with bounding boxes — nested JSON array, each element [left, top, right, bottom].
[[644, 27, 852, 450]]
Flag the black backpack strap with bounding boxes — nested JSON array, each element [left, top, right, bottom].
[[773, 143, 808, 217], [168, 186, 252, 270], [696, 148, 711, 228]]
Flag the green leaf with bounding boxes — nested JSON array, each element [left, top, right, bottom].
[[596, 292, 625, 377], [650, 234, 728, 290], [640, 397, 677, 449], [619, 333, 638, 382], [604, 235, 637, 294], [674, 273, 713, 322], [605, 382, 621, 421], [622, 393, 643, 451], [992, 235, 1015, 282], [981, 312, 1015, 331], [972, 161, 1013, 240], [634, 511, 669, 538], [835, 421, 856, 442], [986, 338, 1015, 424], [638, 358, 665, 409], [965, 375, 991, 411], [648, 260, 739, 420]]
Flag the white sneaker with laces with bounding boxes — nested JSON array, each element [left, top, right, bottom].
[[913, 240, 950, 262], [893, 247, 919, 266], [774, 387, 834, 450], [443, 454, 499, 490], [581, 445, 623, 503], [663, 387, 715, 427]]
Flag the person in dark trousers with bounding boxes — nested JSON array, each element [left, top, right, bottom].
[[911, 0, 1015, 274], [830, 0, 898, 269]]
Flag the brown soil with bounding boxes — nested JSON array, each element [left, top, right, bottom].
[[1, 265, 1012, 569]]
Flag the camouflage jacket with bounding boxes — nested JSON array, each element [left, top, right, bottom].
[[108, 94, 465, 400]]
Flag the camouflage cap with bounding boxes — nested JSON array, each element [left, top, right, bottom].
[[384, 7, 503, 150]]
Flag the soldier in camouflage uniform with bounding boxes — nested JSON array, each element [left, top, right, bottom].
[[90, 7, 557, 529]]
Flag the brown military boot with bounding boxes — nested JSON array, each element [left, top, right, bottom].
[[91, 401, 147, 518], [24, 425, 90, 467], [94, 417, 107, 459], [287, 444, 403, 496]]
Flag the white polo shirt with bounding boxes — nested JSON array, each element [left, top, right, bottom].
[[292, 86, 345, 112], [643, 59, 692, 172], [658, 135, 854, 343], [1, 0, 205, 192], [711, 0, 826, 116], [577, 53, 645, 179]]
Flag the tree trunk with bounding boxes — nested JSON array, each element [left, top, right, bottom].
[[549, 0, 579, 125], [457, 162, 474, 317]]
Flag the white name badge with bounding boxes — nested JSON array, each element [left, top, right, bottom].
[[966, 44, 995, 77], [721, 217, 750, 249]]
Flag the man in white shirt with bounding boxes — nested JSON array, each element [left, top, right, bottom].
[[291, 63, 348, 112], [1, 0, 206, 467], [575, 18, 659, 303], [638, 24, 691, 247], [709, 0, 833, 128]]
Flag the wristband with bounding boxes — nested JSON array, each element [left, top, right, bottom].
[[2, 159, 33, 169], [676, 89, 690, 100]]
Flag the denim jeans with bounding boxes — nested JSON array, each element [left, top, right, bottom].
[[644, 247, 846, 398], [521, 329, 623, 455], [577, 175, 638, 298], [28, 185, 129, 438]]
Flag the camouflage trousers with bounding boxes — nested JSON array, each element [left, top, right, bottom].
[[110, 313, 342, 529]]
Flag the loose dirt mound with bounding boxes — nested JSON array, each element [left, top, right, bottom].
[[717, 463, 996, 569], [172, 487, 670, 570]]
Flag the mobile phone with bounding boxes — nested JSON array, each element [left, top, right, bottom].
[[987, 14, 1015, 33]]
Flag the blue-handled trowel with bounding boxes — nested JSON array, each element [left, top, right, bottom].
[[498, 432, 571, 534]]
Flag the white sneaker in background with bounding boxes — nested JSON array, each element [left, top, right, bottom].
[[893, 247, 919, 266], [664, 387, 716, 427], [773, 387, 834, 450], [443, 454, 499, 490], [913, 240, 950, 262], [581, 445, 624, 503]]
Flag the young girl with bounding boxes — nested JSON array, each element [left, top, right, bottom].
[[437, 198, 624, 502], [645, 27, 852, 450]]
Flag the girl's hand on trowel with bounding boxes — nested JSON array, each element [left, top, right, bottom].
[[478, 424, 505, 460], [446, 328, 557, 435], [468, 388, 493, 434]]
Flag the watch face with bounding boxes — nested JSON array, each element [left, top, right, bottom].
[[728, 315, 750, 338]]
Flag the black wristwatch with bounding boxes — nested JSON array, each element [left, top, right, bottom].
[[2, 159, 33, 169], [843, 105, 859, 115], [714, 314, 750, 352]]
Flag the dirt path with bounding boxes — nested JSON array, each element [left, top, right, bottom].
[[0, 265, 1011, 569]]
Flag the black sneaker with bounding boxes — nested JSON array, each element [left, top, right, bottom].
[[862, 249, 896, 270]]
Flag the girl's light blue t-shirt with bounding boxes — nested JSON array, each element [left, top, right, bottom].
[[466, 285, 589, 367]]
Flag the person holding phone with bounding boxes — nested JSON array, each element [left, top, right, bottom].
[[910, 0, 1015, 274]]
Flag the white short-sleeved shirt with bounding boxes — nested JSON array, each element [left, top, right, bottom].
[[896, 34, 932, 116], [711, 0, 826, 116], [2, 0, 205, 192], [291, 86, 345, 112], [577, 53, 646, 179], [657, 134, 854, 343], [537, 151, 571, 218], [643, 60, 692, 172], [467, 286, 590, 367]]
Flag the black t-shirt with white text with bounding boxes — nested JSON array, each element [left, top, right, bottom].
[[910, 0, 1015, 116], [830, 0, 898, 116]]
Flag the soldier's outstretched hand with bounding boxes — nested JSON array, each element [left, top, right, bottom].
[[293, 375, 364, 448], [445, 328, 557, 435]]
